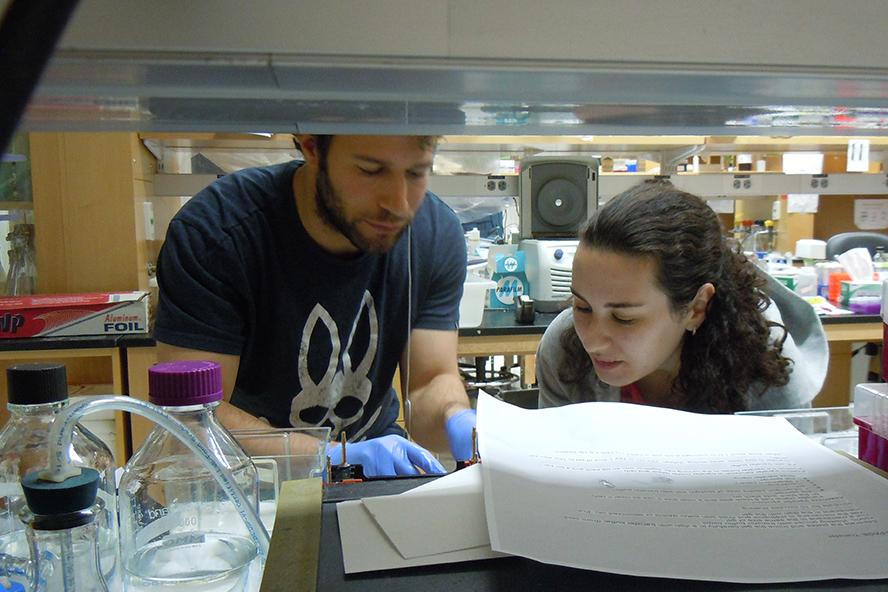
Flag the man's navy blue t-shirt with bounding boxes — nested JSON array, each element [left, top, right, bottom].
[[155, 161, 466, 441]]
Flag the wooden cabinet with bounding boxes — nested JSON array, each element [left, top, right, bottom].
[[28, 132, 155, 293], [815, 322, 884, 408]]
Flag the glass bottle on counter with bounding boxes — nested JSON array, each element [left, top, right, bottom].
[[5, 224, 37, 296], [0, 364, 118, 592], [18, 468, 108, 592], [117, 361, 261, 591]]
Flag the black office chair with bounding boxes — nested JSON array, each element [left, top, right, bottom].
[[825, 231, 888, 260]]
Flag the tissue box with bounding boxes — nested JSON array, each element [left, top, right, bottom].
[[0, 292, 149, 338], [489, 251, 530, 310], [839, 281, 881, 306]]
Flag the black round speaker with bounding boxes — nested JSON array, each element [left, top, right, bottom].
[[535, 178, 585, 228]]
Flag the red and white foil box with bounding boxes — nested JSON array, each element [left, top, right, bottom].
[[0, 292, 149, 338]]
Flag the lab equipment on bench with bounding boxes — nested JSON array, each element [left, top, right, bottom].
[[7, 378, 269, 592], [19, 468, 108, 592], [454, 427, 480, 471], [0, 364, 118, 592], [520, 238, 577, 311], [118, 361, 262, 591], [230, 426, 329, 533], [327, 432, 366, 484]]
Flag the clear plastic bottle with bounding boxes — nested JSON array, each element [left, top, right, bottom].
[[118, 361, 261, 591], [0, 363, 118, 592], [18, 468, 108, 592]]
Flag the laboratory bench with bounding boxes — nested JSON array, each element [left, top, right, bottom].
[[295, 476, 888, 591]]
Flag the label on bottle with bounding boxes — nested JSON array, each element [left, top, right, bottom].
[[134, 509, 178, 550]]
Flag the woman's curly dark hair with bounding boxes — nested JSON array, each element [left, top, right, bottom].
[[559, 180, 791, 412]]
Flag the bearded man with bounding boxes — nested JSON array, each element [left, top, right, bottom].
[[155, 135, 475, 476]]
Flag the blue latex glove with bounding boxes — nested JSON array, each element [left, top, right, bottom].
[[445, 408, 477, 462], [326, 434, 445, 477]]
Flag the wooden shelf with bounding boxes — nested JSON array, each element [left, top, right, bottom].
[[0, 201, 33, 210]]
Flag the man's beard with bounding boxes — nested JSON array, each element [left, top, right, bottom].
[[314, 164, 409, 254]]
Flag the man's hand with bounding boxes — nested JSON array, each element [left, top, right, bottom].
[[445, 408, 477, 462], [326, 434, 446, 477]]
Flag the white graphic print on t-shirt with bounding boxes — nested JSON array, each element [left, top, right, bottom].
[[288, 291, 378, 439]]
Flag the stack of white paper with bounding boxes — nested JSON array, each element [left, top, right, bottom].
[[339, 394, 888, 582], [337, 464, 505, 573]]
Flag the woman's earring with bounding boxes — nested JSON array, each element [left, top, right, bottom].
[[691, 327, 697, 336]]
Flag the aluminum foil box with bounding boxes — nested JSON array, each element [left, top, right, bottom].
[[0, 292, 149, 338]]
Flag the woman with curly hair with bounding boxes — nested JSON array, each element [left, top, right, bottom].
[[537, 180, 828, 413]]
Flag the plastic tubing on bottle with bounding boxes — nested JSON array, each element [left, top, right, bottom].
[[43, 395, 270, 560]]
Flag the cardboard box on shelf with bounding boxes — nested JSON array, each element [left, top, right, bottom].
[[0, 292, 149, 338]]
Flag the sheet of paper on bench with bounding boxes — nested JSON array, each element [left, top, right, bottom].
[[361, 463, 490, 557], [477, 393, 888, 583], [337, 465, 503, 574]]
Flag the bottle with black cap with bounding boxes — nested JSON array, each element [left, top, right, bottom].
[[19, 467, 108, 591], [0, 363, 118, 591]]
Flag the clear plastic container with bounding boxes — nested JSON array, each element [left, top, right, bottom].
[[117, 361, 261, 591], [230, 427, 330, 534], [0, 363, 118, 591], [19, 468, 108, 592], [735, 406, 859, 456]]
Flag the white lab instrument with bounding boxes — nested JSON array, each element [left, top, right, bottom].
[[520, 239, 577, 307]]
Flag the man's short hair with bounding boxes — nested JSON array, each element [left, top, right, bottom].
[[294, 135, 439, 160]]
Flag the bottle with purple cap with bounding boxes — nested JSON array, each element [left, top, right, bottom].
[[117, 361, 260, 591]]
